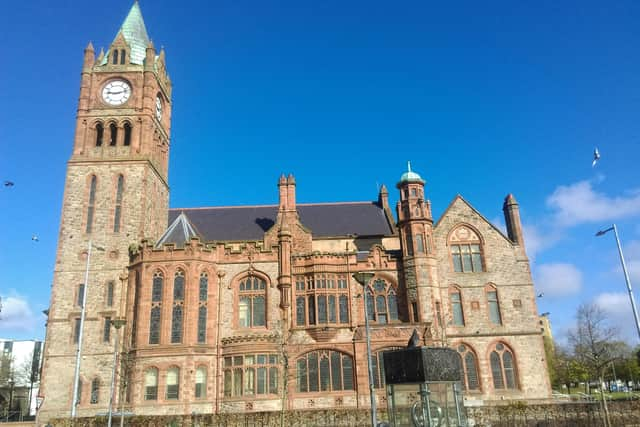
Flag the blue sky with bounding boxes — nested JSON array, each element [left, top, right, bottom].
[[1, 0, 640, 345]]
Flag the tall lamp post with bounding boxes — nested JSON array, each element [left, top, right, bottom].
[[71, 240, 104, 417], [107, 319, 126, 427], [353, 272, 377, 427], [596, 224, 640, 341]]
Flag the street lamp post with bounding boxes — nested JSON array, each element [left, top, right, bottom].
[[107, 319, 126, 427], [71, 240, 104, 417], [596, 224, 640, 341], [353, 272, 377, 427]]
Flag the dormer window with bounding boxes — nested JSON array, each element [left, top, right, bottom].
[[112, 50, 119, 65], [120, 49, 126, 65]]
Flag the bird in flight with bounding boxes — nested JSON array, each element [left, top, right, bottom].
[[537, 292, 544, 298], [32, 235, 39, 242], [592, 148, 600, 167], [3, 181, 14, 187]]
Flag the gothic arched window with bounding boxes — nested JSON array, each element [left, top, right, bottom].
[[296, 350, 353, 393], [166, 367, 180, 400], [295, 274, 349, 327], [366, 278, 399, 324], [113, 174, 124, 232], [123, 122, 132, 146], [490, 342, 518, 390], [449, 225, 484, 272], [486, 284, 502, 325], [171, 270, 185, 343], [109, 123, 118, 146], [198, 272, 208, 343], [149, 271, 163, 344], [95, 123, 104, 146], [120, 49, 126, 65], [238, 275, 266, 328], [112, 49, 118, 64], [86, 175, 97, 233], [144, 368, 158, 400], [456, 344, 480, 391]]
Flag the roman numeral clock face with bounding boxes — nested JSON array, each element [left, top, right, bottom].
[[102, 79, 131, 106]]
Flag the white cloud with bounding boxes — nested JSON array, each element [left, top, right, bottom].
[[533, 263, 583, 297], [546, 180, 640, 227], [0, 294, 38, 335], [593, 292, 638, 343], [522, 223, 560, 262]]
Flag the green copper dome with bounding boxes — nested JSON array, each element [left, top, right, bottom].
[[399, 161, 425, 184]]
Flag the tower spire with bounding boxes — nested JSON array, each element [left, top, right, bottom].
[[101, 1, 151, 66]]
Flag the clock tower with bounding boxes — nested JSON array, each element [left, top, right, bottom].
[[39, 2, 171, 421]]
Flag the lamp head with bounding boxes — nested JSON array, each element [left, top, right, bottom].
[[352, 272, 375, 286]]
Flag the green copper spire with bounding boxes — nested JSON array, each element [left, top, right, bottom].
[[101, 1, 151, 65]]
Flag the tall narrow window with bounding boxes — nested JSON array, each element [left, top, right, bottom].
[[77, 379, 83, 405], [450, 287, 464, 326], [457, 344, 480, 391], [103, 317, 111, 342], [90, 378, 100, 404], [198, 272, 208, 343], [416, 234, 425, 253], [144, 368, 158, 400], [106, 281, 114, 307], [195, 367, 206, 398], [113, 175, 124, 232], [109, 123, 117, 146], [77, 284, 85, 307], [86, 175, 97, 233], [95, 123, 104, 146], [166, 367, 180, 400], [123, 122, 132, 146], [486, 286, 502, 325], [490, 342, 518, 390], [112, 50, 119, 64], [149, 271, 163, 344], [73, 318, 81, 343], [238, 275, 266, 328], [120, 49, 126, 65], [171, 270, 184, 343]]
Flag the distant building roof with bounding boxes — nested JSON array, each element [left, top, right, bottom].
[[157, 201, 394, 246]]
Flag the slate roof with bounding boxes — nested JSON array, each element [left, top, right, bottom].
[[158, 202, 395, 246]]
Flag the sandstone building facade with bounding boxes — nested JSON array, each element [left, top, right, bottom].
[[38, 2, 551, 422]]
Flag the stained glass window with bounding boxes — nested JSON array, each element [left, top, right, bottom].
[[197, 306, 207, 343], [149, 306, 161, 344], [457, 344, 479, 391]]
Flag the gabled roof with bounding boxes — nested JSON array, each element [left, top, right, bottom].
[[434, 195, 512, 243], [101, 2, 151, 66], [156, 212, 200, 248], [158, 202, 395, 245]]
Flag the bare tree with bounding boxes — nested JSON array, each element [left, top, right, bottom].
[[568, 303, 624, 427]]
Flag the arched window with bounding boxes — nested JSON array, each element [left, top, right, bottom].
[[86, 175, 97, 233], [144, 368, 158, 400], [449, 225, 484, 272], [490, 342, 518, 390], [109, 123, 117, 146], [171, 270, 185, 343], [198, 272, 208, 343], [372, 347, 402, 388], [223, 353, 279, 397], [456, 344, 480, 391], [112, 50, 118, 64], [90, 378, 100, 404], [295, 274, 349, 327], [149, 271, 163, 344], [366, 278, 399, 324], [95, 123, 104, 146], [238, 275, 266, 328], [195, 367, 206, 399], [296, 350, 353, 393], [486, 284, 502, 325], [123, 122, 132, 146], [166, 367, 180, 400], [449, 286, 464, 326], [113, 175, 124, 232], [120, 49, 126, 65]]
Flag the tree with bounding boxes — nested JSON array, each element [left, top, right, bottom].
[[568, 303, 624, 427]]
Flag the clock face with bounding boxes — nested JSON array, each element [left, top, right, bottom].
[[155, 96, 163, 120], [102, 80, 131, 106]]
